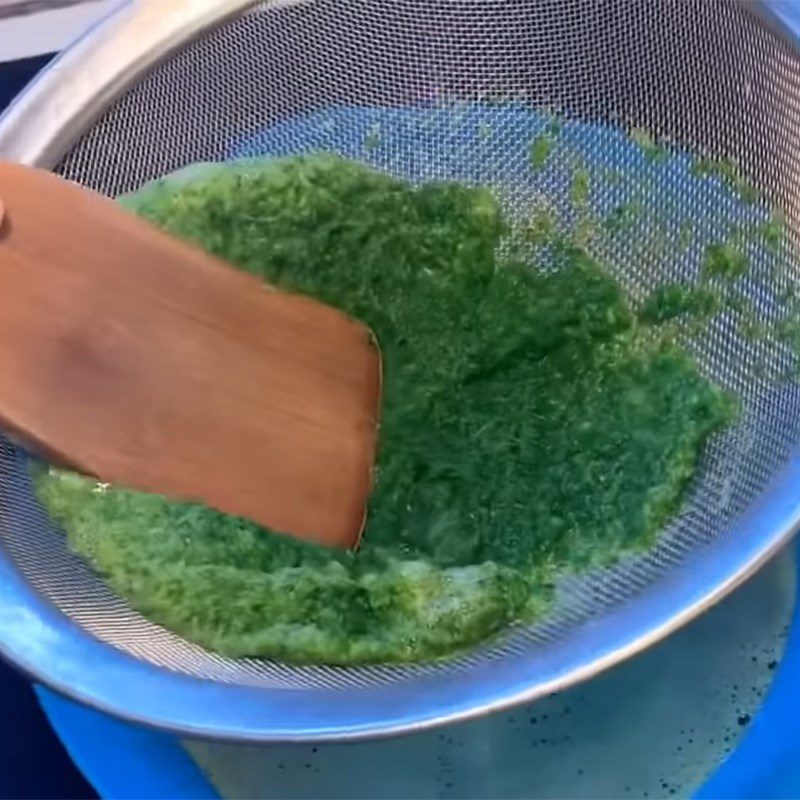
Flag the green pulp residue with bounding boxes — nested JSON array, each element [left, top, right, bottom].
[[570, 166, 591, 207], [691, 156, 760, 204], [34, 153, 735, 664], [639, 284, 720, 325], [630, 128, 668, 163], [529, 134, 552, 170], [703, 241, 749, 280], [604, 202, 640, 236]]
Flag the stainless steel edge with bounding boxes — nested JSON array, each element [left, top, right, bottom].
[[0, 0, 263, 167]]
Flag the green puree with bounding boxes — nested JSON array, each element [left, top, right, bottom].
[[33, 154, 734, 664]]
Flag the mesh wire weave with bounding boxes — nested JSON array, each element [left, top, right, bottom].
[[3, 0, 800, 695]]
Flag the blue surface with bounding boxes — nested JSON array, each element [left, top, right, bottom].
[[36, 689, 217, 800]]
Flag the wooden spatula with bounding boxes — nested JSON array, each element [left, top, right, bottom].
[[0, 161, 381, 549]]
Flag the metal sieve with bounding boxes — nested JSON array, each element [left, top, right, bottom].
[[2, 0, 800, 742]]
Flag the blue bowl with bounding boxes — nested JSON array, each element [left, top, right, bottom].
[[34, 538, 800, 799]]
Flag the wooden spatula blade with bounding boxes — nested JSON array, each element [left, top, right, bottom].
[[0, 161, 381, 549]]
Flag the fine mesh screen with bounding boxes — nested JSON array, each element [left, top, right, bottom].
[[3, 0, 800, 693]]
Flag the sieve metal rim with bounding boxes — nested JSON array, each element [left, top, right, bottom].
[[0, 0, 264, 168], [0, 0, 799, 742]]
